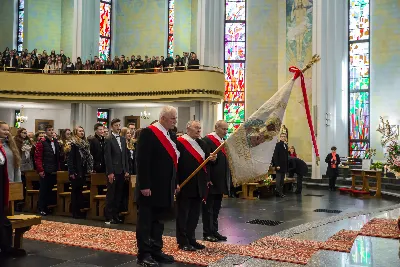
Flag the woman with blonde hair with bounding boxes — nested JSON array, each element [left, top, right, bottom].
[[119, 127, 135, 214], [67, 126, 93, 218], [59, 128, 72, 171], [0, 121, 21, 182], [14, 128, 34, 172]]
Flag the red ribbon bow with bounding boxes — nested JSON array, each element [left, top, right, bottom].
[[289, 66, 319, 158]]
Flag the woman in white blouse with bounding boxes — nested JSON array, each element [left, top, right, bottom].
[[0, 121, 21, 182]]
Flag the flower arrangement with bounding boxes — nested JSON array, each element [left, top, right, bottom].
[[386, 141, 400, 177], [262, 175, 273, 186]]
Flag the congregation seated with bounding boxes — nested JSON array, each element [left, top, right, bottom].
[[1, 47, 201, 73]]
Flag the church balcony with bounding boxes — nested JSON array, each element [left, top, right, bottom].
[[0, 66, 224, 102]]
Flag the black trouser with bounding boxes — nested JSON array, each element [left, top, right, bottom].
[[275, 172, 285, 194], [329, 174, 338, 189], [38, 173, 57, 212], [105, 173, 124, 220], [202, 193, 223, 237], [296, 174, 303, 192], [0, 164, 12, 252], [136, 205, 166, 259], [176, 196, 201, 246], [119, 180, 129, 213], [70, 175, 85, 216]]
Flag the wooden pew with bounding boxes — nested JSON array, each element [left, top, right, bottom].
[[24, 170, 40, 212], [7, 182, 41, 249], [89, 173, 107, 220], [124, 175, 137, 224], [56, 171, 71, 216], [362, 170, 382, 198]]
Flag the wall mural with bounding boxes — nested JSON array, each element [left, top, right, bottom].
[[285, 0, 313, 161]]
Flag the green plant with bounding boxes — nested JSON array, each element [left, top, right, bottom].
[[263, 175, 273, 186], [370, 161, 383, 171]]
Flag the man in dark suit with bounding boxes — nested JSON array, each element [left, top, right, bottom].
[[33, 54, 46, 70], [34, 125, 61, 216], [176, 120, 216, 251], [188, 53, 200, 69], [272, 133, 288, 198], [104, 118, 130, 225], [89, 123, 106, 173], [288, 156, 308, 194], [135, 106, 180, 266], [202, 120, 229, 242]]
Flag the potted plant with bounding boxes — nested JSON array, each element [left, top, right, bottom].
[[386, 141, 400, 178]]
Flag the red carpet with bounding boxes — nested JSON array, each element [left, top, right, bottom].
[[23, 218, 400, 265], [360, 218, 400, 239]]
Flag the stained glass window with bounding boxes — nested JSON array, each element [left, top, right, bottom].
[[97, 109, 110, 129], [14, 110, 21, 129], [224, 0, 246, 135], [17, 0, 24, 54], [99, 1, 112, 61], [349, 0, 370, 157], [167, 0, 175, 57]]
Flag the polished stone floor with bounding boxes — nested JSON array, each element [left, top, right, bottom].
[[1, 188, 399, 266]]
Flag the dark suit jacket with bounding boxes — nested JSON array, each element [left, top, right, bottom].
[[88, 134, 105, 173], [104, 134, 129, 176], [68, 143, 88, 177], [5, 58, 18, 68], [188, 59, 200, 69], [325, 153, 341, 176], [273, 141, 288, 173], [135, 128, 177, 207], [288, 157, 308, 176], [177, 138, 210, 198], [203, 136, 229, 195]]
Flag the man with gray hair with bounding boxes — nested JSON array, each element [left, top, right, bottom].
[[176, 120, 216, 251], [202, 120, 229, 242], [135, 106, 180, 266]]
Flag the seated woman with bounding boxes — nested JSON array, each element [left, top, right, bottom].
[[67, 126, 93, 219]]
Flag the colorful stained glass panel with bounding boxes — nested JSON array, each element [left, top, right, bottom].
[[19, 0, 24, 9], [99, 3, 111, 37], [225, 63, 245, 92], [97, 111, 108, 119], [225, 2, 246, 21], [225, 91, 245, 101], [225, 23, 245, 42], [18, 11, 24, 43], [349, 92, 369, 140], [349, 42, 369, 91], [227, 122, 241, 135], [224, 102, 245, 123], [168, 35, 174, 57], [102, 0, 112, 3], [98, 121, 108, 128], [349, 0, 370, 41], [225, 42, 245, 60], [99, 37, 110, 61]]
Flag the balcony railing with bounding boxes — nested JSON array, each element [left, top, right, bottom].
[[1, 65, 223, 75]]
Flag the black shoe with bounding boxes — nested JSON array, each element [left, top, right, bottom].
[[105, 219, 118, 225], [190, 241, 205, 250], [39, 211, 48, 216], [178, 244, 196, 251], [137, 255, 159, 266], [152, 252, 174, 263], [214, 232, 227, 241], [203, 236, 218, 242], [295, 191, 302, 194], [0, 248, 26, 258], [114, 216, 123, 224]]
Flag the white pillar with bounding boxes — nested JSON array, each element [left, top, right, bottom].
[[70, 103, 95, 133], [312, 0, 348, 179], [196, 0, 224, 69]]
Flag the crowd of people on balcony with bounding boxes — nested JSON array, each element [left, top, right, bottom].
[[0, 47, 201, 73]]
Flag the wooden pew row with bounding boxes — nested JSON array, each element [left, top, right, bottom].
[[7, 182, 41, 249], [341, 170, 382, 198]]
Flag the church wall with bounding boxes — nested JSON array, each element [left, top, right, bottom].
[[174, 0, 192, 56], [60, 0, 74, 59], [370, 0, 400, 160], [0, 0, 15, 51], [25, 0, 62, 52], [114, 0, 167, 58], [190, 0, 198, 54]]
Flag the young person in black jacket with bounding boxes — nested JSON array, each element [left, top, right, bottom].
[[88, 123, 106, 173], [325, 146, 341, 191], [68, 126, 93, 219], [272, 133, 288, 198], [34, 124, 60, 216]]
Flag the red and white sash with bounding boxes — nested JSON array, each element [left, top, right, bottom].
[[178, 134, 207, 173], [207, 132, 226, 156], [148, 123, 180, 169]]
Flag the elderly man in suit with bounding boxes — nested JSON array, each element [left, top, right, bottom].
[[135, 106, 180, 266], [104, 118, 130, 225]]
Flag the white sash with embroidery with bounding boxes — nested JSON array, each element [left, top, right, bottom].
[[181, 134, 205, 159], [153, 122, 180, 160]]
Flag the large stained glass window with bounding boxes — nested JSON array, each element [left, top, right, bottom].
[[17, 0, 24, 54], [224, 0, 246, 135], [97, 109, 110, 128], [349, 0, 370, 158], [99, 0, 112, 61], [167, 0, 175, 57]]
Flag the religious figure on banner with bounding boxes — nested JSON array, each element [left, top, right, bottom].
[[244, 117, 282, 148]]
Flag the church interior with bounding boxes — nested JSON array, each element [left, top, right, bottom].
[[1, 0, 400, 266]]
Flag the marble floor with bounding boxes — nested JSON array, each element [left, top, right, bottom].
[[1, 188, 399, 266]]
